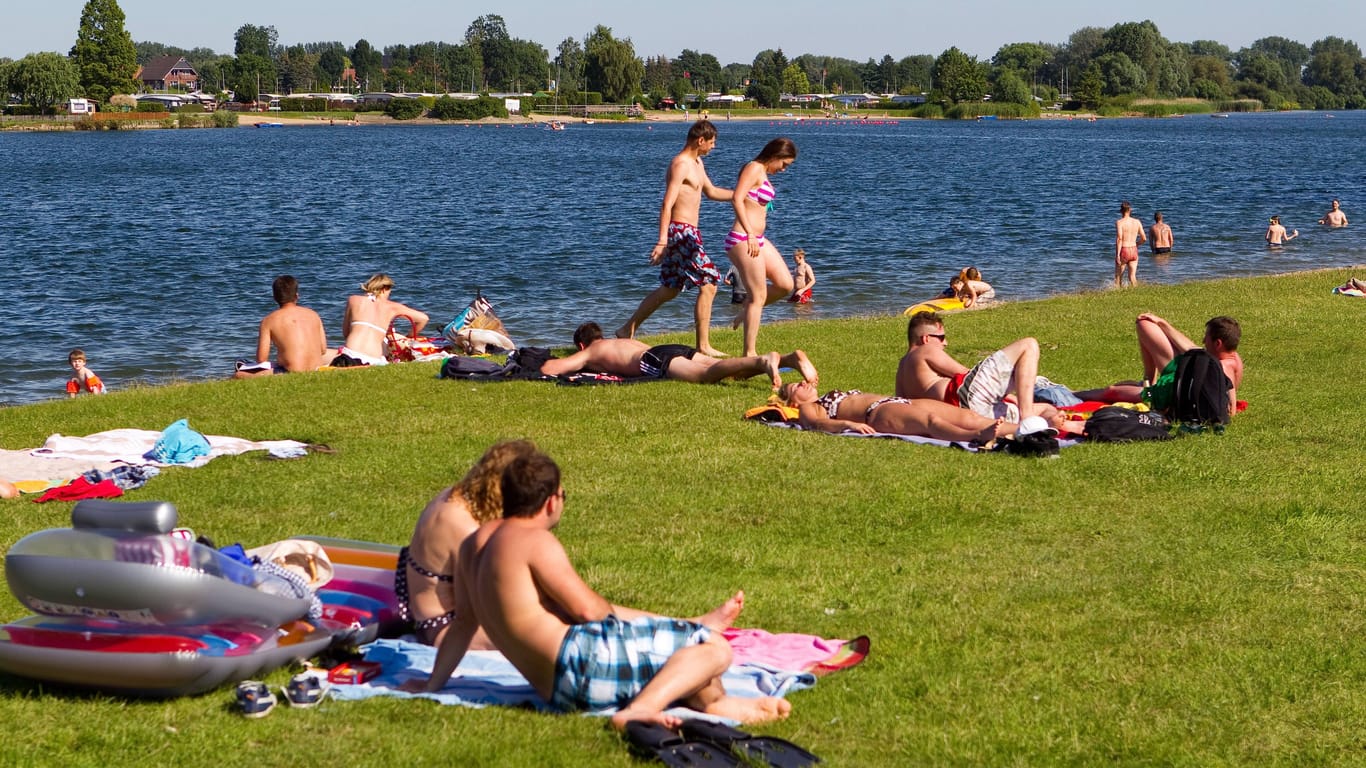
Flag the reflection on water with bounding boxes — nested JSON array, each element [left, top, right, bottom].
[[2, 112, 1363, 406]]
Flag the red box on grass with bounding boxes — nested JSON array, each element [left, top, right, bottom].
[[327, 661, 382, 684]]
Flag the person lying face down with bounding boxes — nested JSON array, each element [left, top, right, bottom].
[[539, 321, 818, 391], [780, 380, 1028, 445]]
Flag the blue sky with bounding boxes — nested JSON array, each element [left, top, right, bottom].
[[5, 0, 1363, 64]]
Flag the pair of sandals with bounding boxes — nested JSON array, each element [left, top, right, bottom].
[[236, 674, 328, 717], [626, 719, 820, 767]]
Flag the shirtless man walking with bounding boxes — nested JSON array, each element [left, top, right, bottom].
[[1319, 199, 1349, 227], [895, 312, 1071, 433], [1149, 211, 1174, 255], [409, 450, 789, 730], [544, 322, 817, 391], [617, 121, 733, 357], [1115, 201, 1147, 287], [234, 275, 335, 378]]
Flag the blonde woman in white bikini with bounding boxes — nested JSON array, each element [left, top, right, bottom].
[[726, 138, 797, 357], [335, 273, 430, 367]]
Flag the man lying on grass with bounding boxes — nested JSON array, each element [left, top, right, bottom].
[[402, 449, 790, 730], [541, 321, 817, 391], [1075, 314, 1243, 421]]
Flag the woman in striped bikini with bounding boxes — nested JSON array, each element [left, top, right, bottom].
[[726, 138, 798, 356], [398, 440, 540, 658]]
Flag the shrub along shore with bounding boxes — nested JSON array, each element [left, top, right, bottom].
[[1, 268, 1363, 765]]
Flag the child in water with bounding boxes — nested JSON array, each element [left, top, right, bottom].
[[66, 348, 106, 397], [787, 248, 815, 303], [1266, 216, 1299, 246]]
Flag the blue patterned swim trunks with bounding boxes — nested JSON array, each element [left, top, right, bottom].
[[549, 615, 711, 712]]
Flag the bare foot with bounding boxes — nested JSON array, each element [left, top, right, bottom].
[[610, 708, 681, 733], [614, 323, 636, 340], [764, 352, 783, 391], [973, 418, 1003, 446], [730, 311, 743, 330], [693, 591, 744, 631], [704, 695, 792, 725], [699, 346, 730, 358], [793, 350, 818, 384]]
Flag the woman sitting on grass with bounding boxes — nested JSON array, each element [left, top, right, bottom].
[[334, 273, 430, 367], [398, 439, 539, 654], [780, 380, 1022, 445]]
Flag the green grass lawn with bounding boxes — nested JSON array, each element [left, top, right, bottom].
[[2, 269, 1364, 766]]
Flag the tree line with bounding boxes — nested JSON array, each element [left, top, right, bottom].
[[3, 1, 1363, 114]]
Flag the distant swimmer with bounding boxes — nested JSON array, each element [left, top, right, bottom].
[[1319, 199, 1349, 227], [1266, 216, 1299, 246], [1114, 201, 1146, 287], [1149, 211, 1174, 255]]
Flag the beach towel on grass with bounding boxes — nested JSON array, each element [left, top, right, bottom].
[[329, 640, 815, 714], [2, 428, 310, 489], [327, 628, 866, 714]]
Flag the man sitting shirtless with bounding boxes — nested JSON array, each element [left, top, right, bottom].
[[234, 275, 336, 377], [404, 450, 790, 730], [540, 322, 817, 390], [895, 311, 1074, 433]]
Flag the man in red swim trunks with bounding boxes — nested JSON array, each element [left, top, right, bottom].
[[1114, 200, 1146, 288]]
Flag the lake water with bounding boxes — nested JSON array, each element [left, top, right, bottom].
[[2, 111, 1363, 406]]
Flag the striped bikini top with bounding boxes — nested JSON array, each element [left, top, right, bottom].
[[747, 179, 776, 205]]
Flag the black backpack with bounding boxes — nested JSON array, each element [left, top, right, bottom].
[[439, 356, 505, 379], [1170, 349, 1231, 427], [439, 347, 557, 381], [1084, 406, 1172, 443]]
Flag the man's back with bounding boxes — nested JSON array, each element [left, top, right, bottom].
[[1117, 215, 1145, 246], [263, 303, 326, 372], [463, 520, 572, 699], [543, 337, 650, 378]]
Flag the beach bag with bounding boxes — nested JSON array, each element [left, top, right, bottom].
[[246, 539, 335, 589], [1169, 349, 1231, 427], [1083, 406, 1172, 443]]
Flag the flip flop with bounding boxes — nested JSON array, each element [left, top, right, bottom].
[[679, 719, 821, 768], [624, 721, 741, 767]]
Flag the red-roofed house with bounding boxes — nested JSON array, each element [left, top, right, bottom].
[[137, 56, 199, 91]]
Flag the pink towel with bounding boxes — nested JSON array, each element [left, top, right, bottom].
[[722, 628, 845, 671]]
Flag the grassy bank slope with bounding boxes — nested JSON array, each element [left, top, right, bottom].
[[1, 269, 1363, 766]]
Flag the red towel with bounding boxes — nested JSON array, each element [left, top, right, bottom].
[[34, 476, 124, 503]]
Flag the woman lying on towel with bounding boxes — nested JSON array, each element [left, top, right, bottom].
[[780, 380, 1021, 445], [400, 440, 540, 654]]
